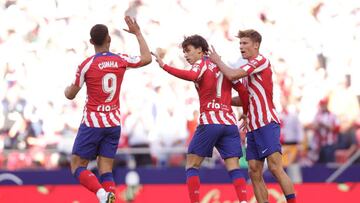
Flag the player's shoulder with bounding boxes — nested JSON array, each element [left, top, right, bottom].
[[79, 55, 95, 67], [193, 57, 216, 69], [251, 54, 265, 62], [248, 54, 269, 67], [117, 52, 134, 60]]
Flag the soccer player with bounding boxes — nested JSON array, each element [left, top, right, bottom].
[[152, 35, 247, 203], [209, 29, 296, 203], [64, 16, 151, 203]]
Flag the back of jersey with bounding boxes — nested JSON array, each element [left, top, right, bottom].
[[195, 58, 237, 125], [73, 52, 141, 127]]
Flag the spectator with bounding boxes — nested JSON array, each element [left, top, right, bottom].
[[309, 98, 340, 163]]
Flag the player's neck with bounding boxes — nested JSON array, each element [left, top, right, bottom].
[[248, 52, 259, 60], [94, 46, 109, 54]]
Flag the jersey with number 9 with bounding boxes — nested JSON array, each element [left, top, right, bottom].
[[72, 52, 141, 128]]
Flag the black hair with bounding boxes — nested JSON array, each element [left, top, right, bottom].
[[181, 35, 209, 53], [90, 24, 109, 46]]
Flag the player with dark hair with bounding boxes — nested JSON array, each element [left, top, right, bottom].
[[152, 34, 248, 203], [64, 16, 151, 203], [209, 29, 296, 203]]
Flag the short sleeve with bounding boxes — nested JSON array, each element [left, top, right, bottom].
[[118, 53, 141, 67]]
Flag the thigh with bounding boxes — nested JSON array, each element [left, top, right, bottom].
[[246, 131, 261, 161], [255, 122, 282, 159], [266, 152, 283, 170], [99, 126, 121, 159], [188, 124, 223, 158], [215, 125, 243, 159], [72, 124, 104, 160]]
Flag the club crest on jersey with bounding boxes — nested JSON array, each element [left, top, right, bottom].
[[208, 62, 217, 72], [98, 61, 118, 69], [192, 64, 200, 72]]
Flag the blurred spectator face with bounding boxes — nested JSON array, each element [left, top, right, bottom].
[[239, 37, 259, 59], [183, 45, 203, 65], [319, 98, 329, 112]]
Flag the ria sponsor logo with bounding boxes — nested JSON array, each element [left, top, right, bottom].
[[97, 104, 116, 112], [207, 99, 221, 109]]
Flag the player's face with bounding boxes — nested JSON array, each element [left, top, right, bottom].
[[239, 37, 259, 59], [183, 45, 203, 65]]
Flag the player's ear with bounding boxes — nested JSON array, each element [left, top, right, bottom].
[[254, 42, 260, 49], [89, 39, 94, 45]]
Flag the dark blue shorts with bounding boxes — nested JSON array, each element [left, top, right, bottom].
[[188, 124, 243, 159], [72, 124, 121, 160], [246, 122, 282, 161]]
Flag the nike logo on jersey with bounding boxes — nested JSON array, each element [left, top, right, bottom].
[[262, 148, 268, 154]]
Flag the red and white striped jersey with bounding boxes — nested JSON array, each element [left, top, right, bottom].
[[72, 52, 141, 128], [240, 54, 280, 131], [163, 57, 237, 125]]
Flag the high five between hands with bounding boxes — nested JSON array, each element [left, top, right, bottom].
[[151, 52, 165, 68]]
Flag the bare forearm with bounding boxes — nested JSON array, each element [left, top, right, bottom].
[[135, 33, 152, 66], [64, 84, 81, 100], [64, 86, 76, 100]]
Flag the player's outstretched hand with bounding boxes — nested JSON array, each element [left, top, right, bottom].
[[151, 52, 165, 68], [123, 16, 141, 35], [208, 45, 221, 64]]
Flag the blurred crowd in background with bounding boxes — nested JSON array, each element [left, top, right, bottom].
[[1, 0, 360, 170]]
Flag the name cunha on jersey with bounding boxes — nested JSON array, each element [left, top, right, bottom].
[[98, 61, 119, 69]]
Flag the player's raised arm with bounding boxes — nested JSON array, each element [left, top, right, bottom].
[[123, 16, 152, 67], [151, 51, 199, 81], [209, 45, 248, 81]]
